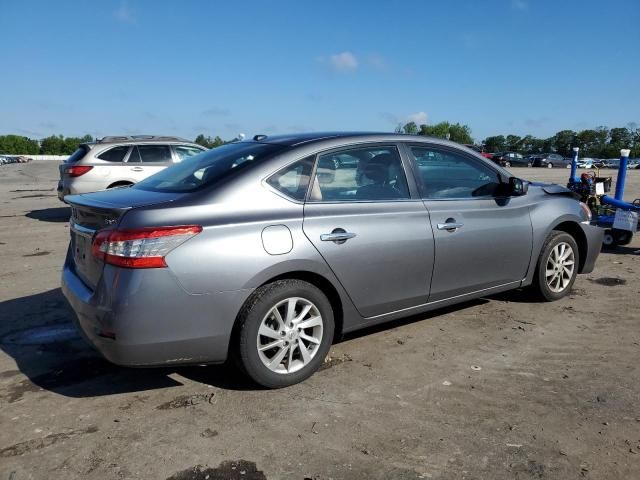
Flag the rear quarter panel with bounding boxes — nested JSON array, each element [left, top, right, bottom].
[[117, 182, 363, 330]]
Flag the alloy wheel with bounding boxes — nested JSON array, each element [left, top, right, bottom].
[[545, 242, 575, 293], [256, 297, 323, 374]]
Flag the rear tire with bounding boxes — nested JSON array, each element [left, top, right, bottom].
[[233, 279, 334, 388], [530, 231, 579, 301]]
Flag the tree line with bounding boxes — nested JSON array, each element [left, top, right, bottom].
[[0, 133, 229, 155], [396, 121, 640, 158], [1, 125, 639, 158]]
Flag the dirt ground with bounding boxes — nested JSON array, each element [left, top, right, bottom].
[[1, 161, 639, 480]]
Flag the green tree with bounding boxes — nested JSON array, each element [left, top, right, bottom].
[[447, 123, 473, 144], [550, 130, 577, 157], [0, 135, 40, 154], [194, 134, 226, 148], [397, 122, 418, 135], [483, 135, 506, 153], [607, 127, 633, 157], [417, 121, 473, 143], [40, 135, 65, 154], [505, 135, 523, 151]]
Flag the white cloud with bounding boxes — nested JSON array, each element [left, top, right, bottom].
[[405, 111, 428, 125], [328, 51, 358, 72], [114, 2, 134, 23], [512, 0, 527, 10]]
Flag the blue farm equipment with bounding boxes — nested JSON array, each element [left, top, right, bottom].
[[567, 148, 639, 247]]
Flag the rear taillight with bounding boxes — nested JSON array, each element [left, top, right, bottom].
[[91, 225, 202, 268], [66, 165, 93, 177]]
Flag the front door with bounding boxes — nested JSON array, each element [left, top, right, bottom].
[[406, 144, 533, 301], [302, 144, 434, 318]]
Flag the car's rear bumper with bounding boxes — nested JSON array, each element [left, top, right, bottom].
[[580, 222, 604, 274], [61, 247, 252, 366]]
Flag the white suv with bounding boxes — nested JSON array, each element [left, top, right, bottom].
[[57, 135, 206, 200]]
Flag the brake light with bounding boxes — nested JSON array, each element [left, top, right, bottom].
[[66, 165, 93, 177], [91, 225, 202, 268]]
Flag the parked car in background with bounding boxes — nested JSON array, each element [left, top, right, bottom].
[[491, 152, 529, 167], [464, 144, 494, 159], [57, 135, 207, 200], [0, 155, 31, 165], [577, 158, 596, 169], [62, 132, 603, 388], [529, 153, 571, 168]]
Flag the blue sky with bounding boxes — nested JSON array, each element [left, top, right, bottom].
[[1, 0, 638, 142]]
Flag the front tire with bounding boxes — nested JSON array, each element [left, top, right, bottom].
[[531, 231, 579, 301], [504, 161, 511, 168], [234, 279, 334, 388], [547, 163, 554, 169]]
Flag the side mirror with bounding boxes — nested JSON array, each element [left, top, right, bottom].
[[509, 177, 528, 196]]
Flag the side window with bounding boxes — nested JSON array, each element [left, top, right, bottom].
[[97, 146, 130, 163], [137, 145, 173, 163], [409, 146, 501, 199], [266, 157, 315, 201], [127, 146, 141, 162], [309, 146, 409, 202], [175, 145, 205, 162]]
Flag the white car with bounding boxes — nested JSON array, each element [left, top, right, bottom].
[[57, 135, 207, 200]]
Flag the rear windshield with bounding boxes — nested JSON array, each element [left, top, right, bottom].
[[134, 142, 285, 193], [65, 145, 90, 163]]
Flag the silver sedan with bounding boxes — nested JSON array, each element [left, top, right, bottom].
[[62, 133, 603, 387]]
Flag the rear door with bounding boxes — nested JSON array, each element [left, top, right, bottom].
[[127, 144, 173, 181], [405, 143, 533, 301], [302, 144, 434, 318]]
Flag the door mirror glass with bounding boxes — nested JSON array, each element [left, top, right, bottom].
[[509, 177, 528, 196]]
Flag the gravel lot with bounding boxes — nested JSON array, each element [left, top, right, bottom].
[[1, 162, 639, 480]]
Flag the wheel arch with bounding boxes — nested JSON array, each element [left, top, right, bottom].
[[107, 180, 135, 189], [550, 221, 588, 273], [231, 270, 346, 346]]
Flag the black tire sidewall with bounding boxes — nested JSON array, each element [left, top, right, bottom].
[[236, 280, 334, 388], [535, 232, 580, 301]]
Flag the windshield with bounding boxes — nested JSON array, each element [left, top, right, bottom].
[[134, 142, 285, 193]]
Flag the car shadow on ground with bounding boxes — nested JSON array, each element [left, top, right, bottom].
[[339, 298, 489, 343], [0, 287, 546, 401], [26, 207, 71, 223], [0, 288, 255, 401], [603, 245, 640, 255]]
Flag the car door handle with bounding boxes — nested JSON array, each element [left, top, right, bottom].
[[320, 231, 357, 242], [130, 167, 144, 172], [437, 222, 464, 231]]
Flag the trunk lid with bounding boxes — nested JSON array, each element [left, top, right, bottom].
[[65, 188, 184, 289]]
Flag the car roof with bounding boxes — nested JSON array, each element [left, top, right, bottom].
[[89, 135, 196, 146], [249, 131, 469, 149]]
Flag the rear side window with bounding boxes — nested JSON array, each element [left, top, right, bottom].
[[97, 146, 130, 163], [65, 145, 89, 163], [266, 157, 315, 201], [136, 145, 173, 163], [410, 146, 501, 199], [134, 142, 285, 193], [175, 145, 205, 162]]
